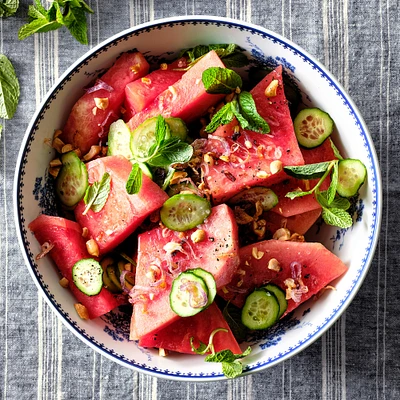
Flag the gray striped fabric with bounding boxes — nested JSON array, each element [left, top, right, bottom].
[[0, 0, 397, 399]]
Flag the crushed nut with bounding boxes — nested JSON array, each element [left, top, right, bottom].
[[53, 129, 63, 138], [73, 148, 82, 158], [264, 79, 279, 97], [141, 77, 152, 85], [191, 229, 206, 243], [221, 286, 229, 294], [159, 348, 168, 357], [168, 85, 178, 101], [92, 107, 97, 115], [160, 63, 168, 70], [83, 145, 102, 161], [236, 279, 244, 287], [149, 293, 155, 301], [61, 144, 74, 153], [234, 207, 254, 225], [268, 258, 281, 271], [52, 137, 65, 153], [169, 171, 188, 185], [130, 64, 141, 74], [252, 247, 264, 260], [289, 233, 305, 242], [86, 239, 100, 257], [203, 153, 214, 166], [219, 155, 230, 162], [237, 268, 246, 276], [81, 227, 89, 238], [270, 160, 283, 175], [74, 303, 89, 320], [59, 277, 69, 288], [49, 158, 62, 168], [273, 228, 291, 241], [256, 170, 268, 179], [245, 140, 253, 149], [94, 97, 109, 110], [36, 241, 55, 260], [48, 167, 61, 178]]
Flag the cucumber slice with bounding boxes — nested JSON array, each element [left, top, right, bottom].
[[170, 271, 209, 317], [72, 258, 103, 296], [336, 158, 367, 197], [55, 151, 88, 207], [187, 268, 216, 308], [241, 289, 280, 330], [160, 194, 211, 232], [107, 119, 134, 160], [228, 187, 278, 211], [262, 283, 287, 319], [294, 108, 334, 148], [106, 264, 122, 291], [100, 257, 121, 293], [131, 116, 188, 160]]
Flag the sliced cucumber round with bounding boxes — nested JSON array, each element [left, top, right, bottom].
[[160, 194, 211, 232], [336, 158, 367, 197], [187, 268, 216, 308], [241, 289, 280, 330], [164, 117, 188, 141], [170, 271, 209, 317], [262, 283, 287, 319], [72, 258, 103, 296], [228, 187, 278, 211], [107, 119, 134, 160], [55, 151, 88, 207], [294, 108, 334, 148]]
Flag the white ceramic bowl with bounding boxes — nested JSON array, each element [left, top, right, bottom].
[[14, 16, 382, 381]]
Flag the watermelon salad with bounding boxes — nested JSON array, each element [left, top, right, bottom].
[[29, 44, 367, 378]]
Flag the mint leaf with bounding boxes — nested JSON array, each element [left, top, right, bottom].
[[202, 67, 242, 94], [63, 5, 89, 45], [285, 188, 313, 200], [190, 338, 208, 355], [317, 191, 350, 210], [0, 55, 20, 119], [238, 91, 270, 133], [126, 163, 143, 195], [329, 138, 343, 160], [205, 102, 235, 133], [148, 138, 193, 168], [284, 161, 331, 180], [0, 0, 18, 17], [230, 98, 250, 130], [321, 207, 353, 228], [222, 361, 243, 379], [154, 114, 168, 147], [326, 161, 339, 203], [82, 172, 111, 214], [18, 18, 62, 40]]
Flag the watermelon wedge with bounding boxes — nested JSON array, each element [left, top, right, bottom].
[[130, 204, 240, 340], [127, 50, 226, 131], [201, 66, 304, 204], [124, 58, 186, 121], [139, 303, 242, 354], [60, 52, 150, 154], [74, 156, 168, 255], [218, 239, 348, 315], [28, 214, 122, 319], [270, 138, 337, 217]]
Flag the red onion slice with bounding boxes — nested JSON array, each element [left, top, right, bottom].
[[179, 281, 208, 308], [85, 79, 114, 94]]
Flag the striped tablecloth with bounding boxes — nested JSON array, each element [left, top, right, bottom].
[[1, 1, 397, 399]]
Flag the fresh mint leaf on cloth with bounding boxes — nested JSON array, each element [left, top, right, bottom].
[[0, 54, 20, 119]]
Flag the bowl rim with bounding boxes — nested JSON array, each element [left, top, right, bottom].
[[13, 15, 382, 381]]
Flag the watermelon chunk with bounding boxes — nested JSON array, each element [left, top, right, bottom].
[[130, 204, 240, 340], [264, 208, 322, 235], [60, 52, 150, 154], [127, 50, 226, 131], [270, 138, 337, 217], [139, 303, 242, 354], [124, 59, 186, 121], [28, 214, 121, 319], [74, 156, 168, 255], [218, 239, 348, 315], [201, 66, 304, 204]]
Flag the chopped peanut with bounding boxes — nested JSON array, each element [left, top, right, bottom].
[[273, 228, 291, 241], [264, 79, 279, 97], [48, 167, 60, 178], [159, 348, 168, 357], [169, 171, 188, 185], [74, 303, 90, 320], [61, 144, 74, 153], [268, 258, 281, 271], [36, 241, 55, 260], [94, 97, 109, 110], [256, 170, 268, 179], [219, 155, 230, 162], [203, 153, 214, 166], [53, 129, 63, 138], [59, 277, 69, 288], [81, 227, 89, 238], [86, 239, 100, 257], [49, 158, 62, 168], [191, 229, 206, 243], [83, 145, 102, 161], [270, 160, 283, 175], [252, 247, 264, 260], [52, 137, 65, 153]]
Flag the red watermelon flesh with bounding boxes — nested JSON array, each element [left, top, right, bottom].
[[270, 138, 337, 217], [202, 66, 304, 204], [130, 204, 240, 340], [74, 156, 168, 255], [218, 239, 348, 315], [264, 208, 322, 235], [127, 50, 226, 131], [60, 52, 150, 155], [28, 214, 122, 319], [138, 303, 242, 355], [124, 58, 186, 121]]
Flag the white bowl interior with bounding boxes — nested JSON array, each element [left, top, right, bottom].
[[14, 17, 381, 381]]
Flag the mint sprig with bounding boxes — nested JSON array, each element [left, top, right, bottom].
[[126, 163, 143, 195], [0, 54, 20, 119], [0, 0, 19, 17], [82, 172, 111, 215], [237, 91, 270, 133], [19, 0, 93, 45], [284, 160, 354, 228], [202, 67, 243, 94]]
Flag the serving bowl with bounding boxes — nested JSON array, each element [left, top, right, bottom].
[[13, 16, 381, 381]]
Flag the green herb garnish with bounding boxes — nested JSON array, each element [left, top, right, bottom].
[[126, 163, 143, 195], [202, 67, 243, 94], [0, 54, 20, 119], [82, 172, 111, 215], [237, 91, 270, 133], [19, 0, 93, 45], [190, 328, 252, 379], [180, 43, 249, 69], [283, 160, 354, 228], [0, 0, 18, 17]]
